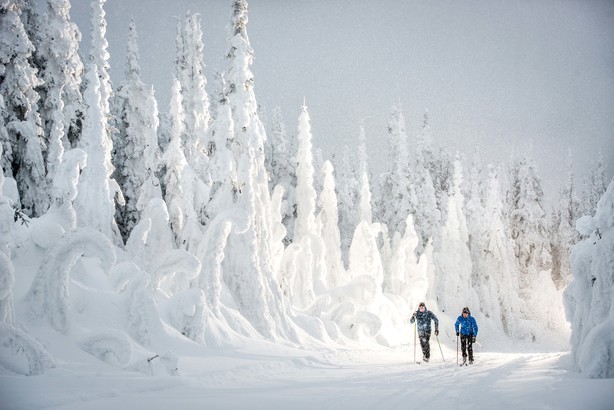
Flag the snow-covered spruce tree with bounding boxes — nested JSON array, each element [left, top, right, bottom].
[[465, 149, 489, 314], [175, 12, 212, 225], [550, 149, 580, 289], [349, 124, 383, 290], [0, 1, 48, 217], [286, 105, 325, 309], [222, 0, 298, 341], [335, 143, 359, 267], [37, 0, 84, 182], [74, 64, 122, 244], [509, 147, 565, 339], [431, 156, 478, 314], [264, 106, 297, 245], [408, 115, 439, 257], [564, 177, 614, 378], [480, 164, 522, 336], [159, 78, 202, 254], [182, 83, 238, 344], [316, 160, 345, 289], [112, 21, 161, 241], [581, 151, 607, 218], [1, 143, 55, 376], [89, 0, 112, 120], [377, 105, 412, 243]]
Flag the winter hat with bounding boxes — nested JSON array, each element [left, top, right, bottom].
[[462, 307, 470, 315], [419, 302, 426, 308]]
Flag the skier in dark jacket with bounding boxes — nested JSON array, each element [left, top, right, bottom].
[[455, 306, 478, 365], [410, 302, 439, 362]]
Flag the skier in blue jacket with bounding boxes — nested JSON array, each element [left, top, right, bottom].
[[410, 302, 439, 362], [455, 306, 478, 365]]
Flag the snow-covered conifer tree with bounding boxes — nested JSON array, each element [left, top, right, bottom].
[[265, 107, 297, 244], [348, 125, 383, 293], [465, 149, 487, 305], [37, 0, 84, 181], [89, 0, 112, 118], [175, 12, 212, 218], [316, 160, 345, 289], [159, 78, 202, 253], [335, 144, 359, 267], [432, 157, 477, 314], [480, 164, 521, 336], [0, 148, 55, 375], [74, 65, 122, 243], [222, 0, 298, 341], [377, 105, 412, 240], [550, 150, 580, 289], [286, 105, 325, 308], [509, 147, 566, 339], [581, 151, 607, 218], [112, 21, 161, 241], [564, 177, 614, 378], [0, 1, 48, 217]]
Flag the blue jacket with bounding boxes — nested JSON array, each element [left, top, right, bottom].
[[455, 315, 478, 336], [410, 309, 439, 335]]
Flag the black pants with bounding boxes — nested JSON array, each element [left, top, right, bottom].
[[460, 334, 473, 361], [419, 332, 431, 359]]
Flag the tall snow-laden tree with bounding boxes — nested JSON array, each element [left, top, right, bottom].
[[202, 81, 237, 225], [480, 164, 521, 336], [509, 149, 552, 285], [432, 157, 477, 314], [550, 149, 580, 289], [335, 143, 359, 267], [465, 149, 488, 308], [349, 125, 383, 293], [316, 160, 345, 289], [508, 146, 566, 340], [190, 86, 237, 322], [377, 105, 412, 241], [581, 151, 607, 218], [0, 144, 56, 376], [89, 0, 112, 119], [264, 106, 297, 244], [37, 0, 84, 181], [159, 78, 202, 254], [564, 177, 614, 378], [408, 128, 439, 258], [221, 0, 298, 341], [112, 21, 161, 241], [175, 12, 212, 217], [0, 0, 48, 217], [74, 64, 122, 243], [285, 105, 326, 309]]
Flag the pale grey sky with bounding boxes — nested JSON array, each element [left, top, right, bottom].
[[70, 0, 614, 205]]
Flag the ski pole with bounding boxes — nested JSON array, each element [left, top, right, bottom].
[[436, 334, 445, 362], [413, 319, 417, 364], [456, 324, 461, 365]]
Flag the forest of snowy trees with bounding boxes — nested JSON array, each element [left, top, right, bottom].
[[1, 0, 612, 379]]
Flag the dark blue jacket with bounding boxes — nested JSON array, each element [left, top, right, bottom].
[[455, 315, 478, 336], [410, 309, 439, 335]]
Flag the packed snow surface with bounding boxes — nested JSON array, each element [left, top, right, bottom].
[[2, 340, 613, 410]]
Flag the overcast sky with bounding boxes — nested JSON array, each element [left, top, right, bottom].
[[69, 0, 614, 205]]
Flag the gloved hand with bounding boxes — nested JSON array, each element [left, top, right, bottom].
[[472, 336, 476, 343], [434, 329, 439, 336], [412, 312, 417, 319], [456, 332, 459, 336]]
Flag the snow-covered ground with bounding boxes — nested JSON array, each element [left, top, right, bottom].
[[2, 340, 613, 410]]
